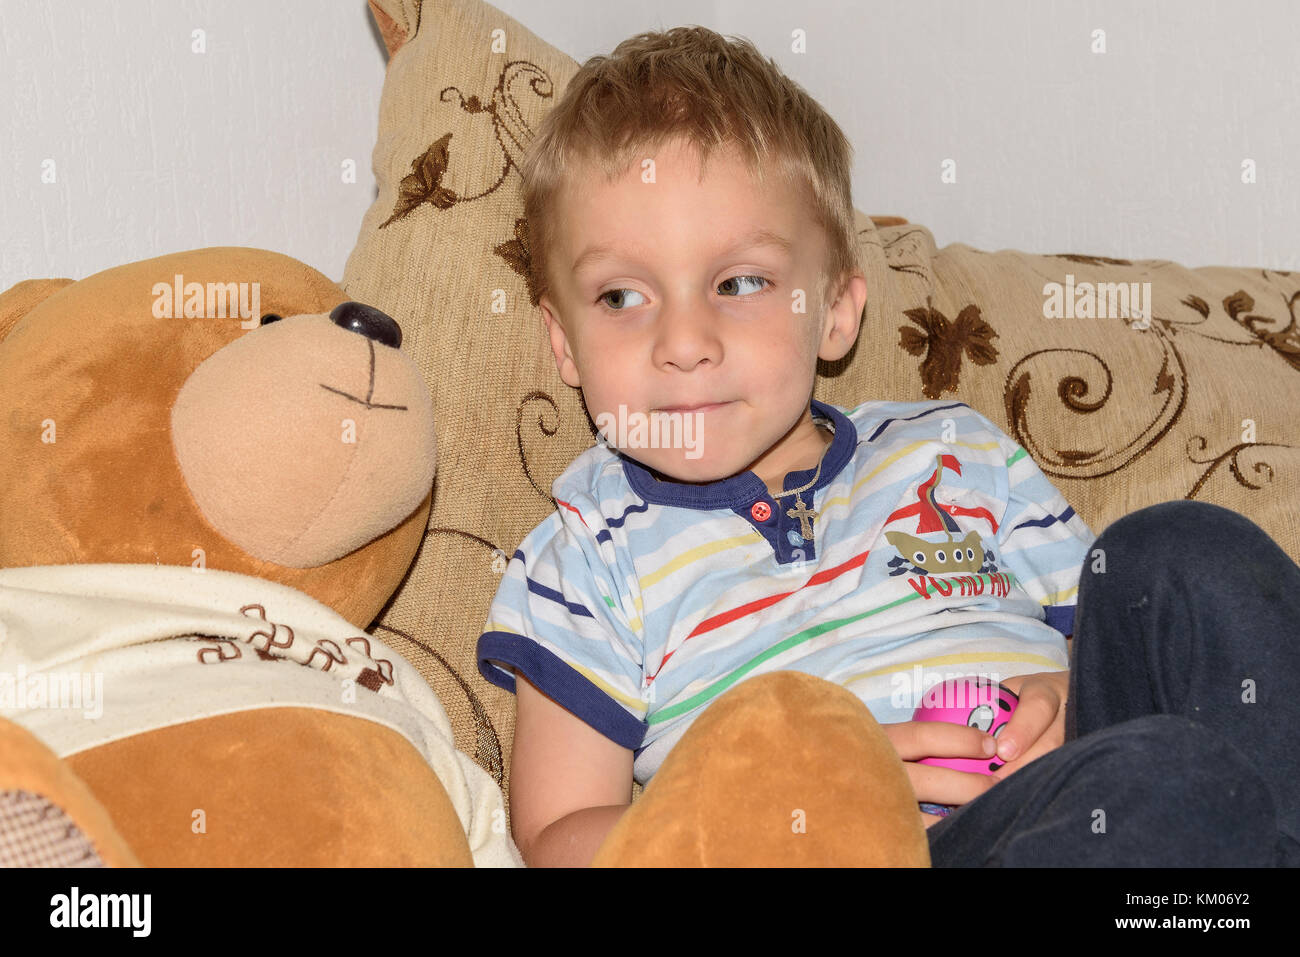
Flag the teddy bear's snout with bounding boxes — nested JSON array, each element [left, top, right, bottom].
[[327, 301, 402, 349], [169, 302, 436, 568]]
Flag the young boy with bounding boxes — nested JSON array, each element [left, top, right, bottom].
[[477, 27, 1299, 867]]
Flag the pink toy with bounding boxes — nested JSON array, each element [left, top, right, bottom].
[[912, 676, 1019, 775]]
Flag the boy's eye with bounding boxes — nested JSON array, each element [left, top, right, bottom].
[[596, 275, 769, 311], [597, 288, 647, 310], [718, 275, 769, 296]]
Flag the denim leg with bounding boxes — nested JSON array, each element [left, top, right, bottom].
[[1067, 500, 1300, 844], [927, 714, 1278, 866]]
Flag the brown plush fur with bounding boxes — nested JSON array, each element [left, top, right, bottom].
[[0, 718, 140, 867], [0, 247, 469, 866], [592, 671, 929, 867], [0, 248, 429, 628], [66, 709, 473, 867]]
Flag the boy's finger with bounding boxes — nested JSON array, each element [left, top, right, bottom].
[[991, 723, 1064, 781], [884, 720, 998, 761], [904, 762, 996, 807], [996, 683, 1061, 762]]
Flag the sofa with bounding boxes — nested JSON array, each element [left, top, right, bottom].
[[339, 0, 1300, 819]]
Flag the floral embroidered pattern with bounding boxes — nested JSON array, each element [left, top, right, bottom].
[[883, 242, 1298, 504], [898, 299, 1000, 399]]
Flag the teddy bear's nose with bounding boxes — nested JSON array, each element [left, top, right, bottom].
[[329, 301, 403, 349]]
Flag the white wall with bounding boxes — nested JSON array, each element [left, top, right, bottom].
[[3, 0, 1296, 293]]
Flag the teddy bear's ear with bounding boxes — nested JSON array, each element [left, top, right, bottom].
[[368, 0, 423, 59], [0, 278, 75, 345]]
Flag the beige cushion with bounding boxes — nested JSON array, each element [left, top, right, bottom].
[[343, 0, 598, 809], [837, 224, 1300, 568], [345, 0, 1300, 806]]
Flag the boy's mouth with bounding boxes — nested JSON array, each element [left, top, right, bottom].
[[655, 400, 733, 413]]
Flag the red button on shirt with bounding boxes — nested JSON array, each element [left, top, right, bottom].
[[750, 501, 772, 522]]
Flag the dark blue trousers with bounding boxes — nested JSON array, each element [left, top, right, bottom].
[[927, 500, 1300, 866]]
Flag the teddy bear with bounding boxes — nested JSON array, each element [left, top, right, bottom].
[[0, 246, 520, 866], [0, 246, 928, 867]]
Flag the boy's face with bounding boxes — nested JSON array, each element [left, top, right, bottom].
[[539, 136, 865, 490]]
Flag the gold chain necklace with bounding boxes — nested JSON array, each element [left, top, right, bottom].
[[770, 420, 833, 541]]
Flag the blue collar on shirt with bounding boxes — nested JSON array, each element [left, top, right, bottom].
[[619, 399, 858, 511]]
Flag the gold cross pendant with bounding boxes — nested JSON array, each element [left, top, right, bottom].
[[785, 493, 818, 541]]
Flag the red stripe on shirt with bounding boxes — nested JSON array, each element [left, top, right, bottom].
[[555, 497, 590, 529], [648, 548, 871, 681]]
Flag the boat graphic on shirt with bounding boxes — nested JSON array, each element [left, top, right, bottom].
[[884, 453, 1003, 577]]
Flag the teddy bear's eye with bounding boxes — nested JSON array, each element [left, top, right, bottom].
[[260, 313, 283, 326]]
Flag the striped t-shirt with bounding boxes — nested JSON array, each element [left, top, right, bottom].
[[477, 398, 1096, 787]]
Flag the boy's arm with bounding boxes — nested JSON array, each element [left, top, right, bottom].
[[511, 672, 633, 867], [527, 805, 633, 868]]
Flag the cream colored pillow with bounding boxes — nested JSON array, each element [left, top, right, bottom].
[[343, 0, 591, 805], [833, 223, 1300, 564]]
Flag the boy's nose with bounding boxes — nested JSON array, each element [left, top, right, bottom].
[[329, 301, 403, 349], [654, 304, 720, 370]]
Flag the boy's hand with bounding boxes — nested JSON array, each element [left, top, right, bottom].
[[990, 670, 1069, 780], [881, 720, 999, 827]]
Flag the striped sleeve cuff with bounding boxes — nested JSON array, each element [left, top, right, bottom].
[[477, 631, 647, 750]]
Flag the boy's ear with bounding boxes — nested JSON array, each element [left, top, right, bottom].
[[818, 272, 866, 363], [539, 295, 582, 388]]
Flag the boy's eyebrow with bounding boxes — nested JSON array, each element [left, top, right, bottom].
[[571, 227, 793, 274]]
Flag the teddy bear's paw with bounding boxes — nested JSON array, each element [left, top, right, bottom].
[[0, 790, 106, 867], [592, 671, 931, 867]]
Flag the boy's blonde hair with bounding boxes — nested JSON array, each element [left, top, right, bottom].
[[520, 26, 859, 316]]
